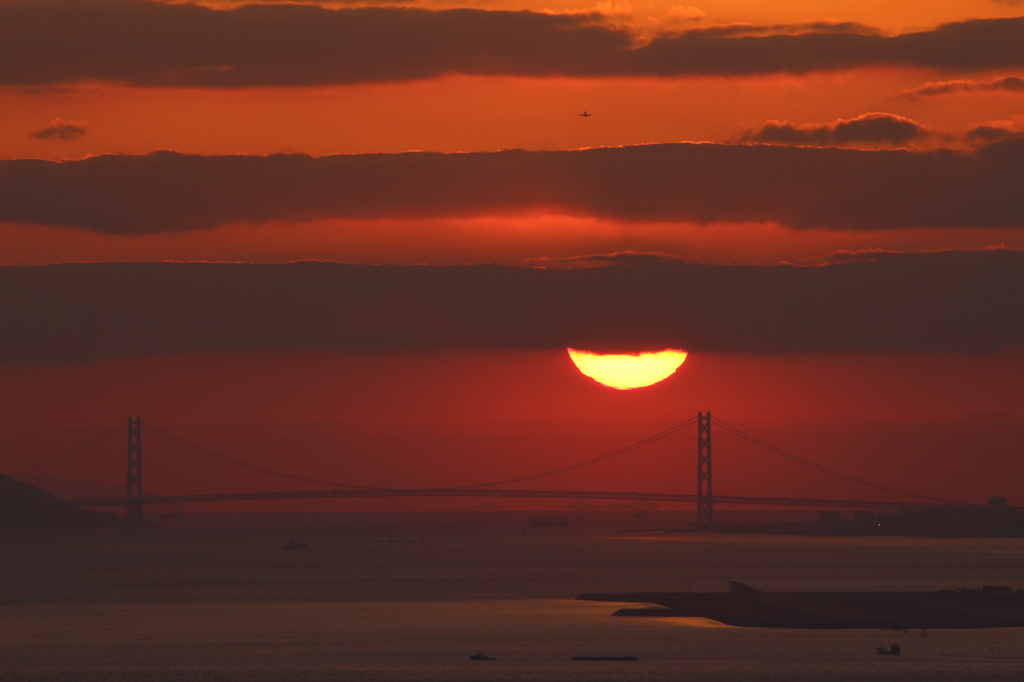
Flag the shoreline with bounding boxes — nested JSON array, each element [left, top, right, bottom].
[[578, 586, 1024, 629]]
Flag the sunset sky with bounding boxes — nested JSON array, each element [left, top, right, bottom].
[[2, 0, 1023, 508]]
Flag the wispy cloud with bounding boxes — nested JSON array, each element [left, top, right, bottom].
[[28, 117, 89, 141], [519, 251, 687, 269], [739, 113, 930, 147], [966, 121, 1019, 142], [539, 2, 705, 43], [900, 76, 1024, 97]]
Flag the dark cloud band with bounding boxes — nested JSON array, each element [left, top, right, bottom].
[[3, 140, 1024, 232], [2, 1, 1024, 86], [1, 252, 1021, 364]]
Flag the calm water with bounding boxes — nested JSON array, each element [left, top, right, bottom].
[[3, 516, 1024, 681]]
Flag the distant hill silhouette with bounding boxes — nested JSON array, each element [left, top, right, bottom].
[[0, 474, 119, 528], [22, 476, 124, 502]]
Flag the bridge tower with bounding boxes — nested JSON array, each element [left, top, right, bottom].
[[126, 417, 143, 526], [697, 411, 713, 526]]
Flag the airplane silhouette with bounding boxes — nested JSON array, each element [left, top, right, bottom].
[[577, 111, 593, 118]]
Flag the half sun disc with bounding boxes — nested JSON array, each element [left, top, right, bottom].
[[567, 348, 688, 390]]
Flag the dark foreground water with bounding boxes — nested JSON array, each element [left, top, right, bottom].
[[2, 514, 1024, 681]]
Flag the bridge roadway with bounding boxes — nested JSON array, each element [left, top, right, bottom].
[[70, 489, 969, 511]]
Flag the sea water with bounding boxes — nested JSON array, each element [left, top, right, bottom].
[[2, 518, 1024, 681]]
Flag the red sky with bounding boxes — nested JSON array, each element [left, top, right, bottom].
[[1, 0, 1022, 509]]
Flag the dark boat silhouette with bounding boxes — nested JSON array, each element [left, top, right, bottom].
[[469, 651, 495, 660], [877, 643, 901, 655], [281, 538, 309, 550]]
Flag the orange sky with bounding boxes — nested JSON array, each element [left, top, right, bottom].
[[5, 70, 1023, 159], [2, 0, 1023, 508], [4, 349, 1024, 504], [3, 2, 1023, 264]]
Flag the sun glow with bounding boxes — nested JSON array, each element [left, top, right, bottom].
[[567, 348, 688, 390]]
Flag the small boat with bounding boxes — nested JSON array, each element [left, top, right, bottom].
[[877, 643, 901, 656], [572, 656, 638, 661], [469, 651, 495, 661], [281, 539, 309, 550]]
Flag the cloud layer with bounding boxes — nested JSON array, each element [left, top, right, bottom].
[[2, 1, 1024, 86], [740, 113, 930, 146], [4, 140, 1024, 232], [1, 251, 1021, 364]]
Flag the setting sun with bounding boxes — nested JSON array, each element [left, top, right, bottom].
[[567, 348, 688, 390]]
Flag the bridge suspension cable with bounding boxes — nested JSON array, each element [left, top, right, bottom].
[[447, 415, 698, 489], [143, 416, 698, 492], [143, 421, 379, 490], [12, 420, 127, 479], [711, 416, 955, 504]]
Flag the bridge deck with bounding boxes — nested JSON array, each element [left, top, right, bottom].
[[70, 489, 978, 511]]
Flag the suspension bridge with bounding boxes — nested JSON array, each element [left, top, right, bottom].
[[9, 413, 969, 526]]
